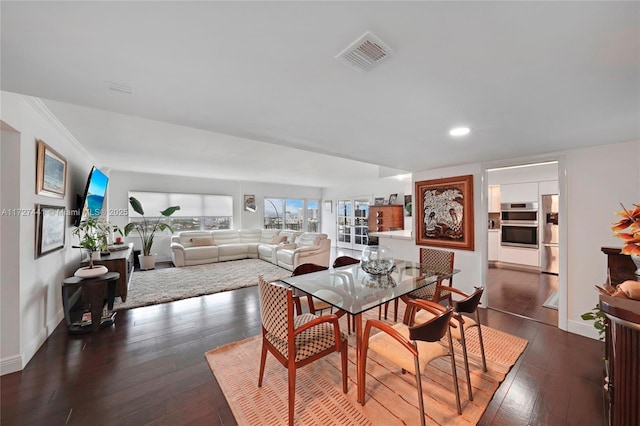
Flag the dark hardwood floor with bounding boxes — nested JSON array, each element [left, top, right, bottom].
[[1, 253, 603, 425], [487, 267, 559, 326]]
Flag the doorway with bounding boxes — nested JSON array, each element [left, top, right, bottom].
[[336, 198, 370, 251], [485, 161, 561, 327]]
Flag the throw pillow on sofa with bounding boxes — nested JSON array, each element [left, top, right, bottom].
[[270, 235, 287, 245], [191, 237, 214, 247]]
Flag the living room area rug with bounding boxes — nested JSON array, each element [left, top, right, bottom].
[[205, 309, 528, 425], [113, 259, 291, 310]]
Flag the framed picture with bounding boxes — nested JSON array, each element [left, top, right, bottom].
[[374, 197, 385, 205], [404, 195, 412, 217], [36, 139, 67, 198], [415, 174, 474, 251], [324, 200, 332, 213], [36, 204, 66, 257], [244, 195, 256, 212], [388, 193, 398, 204]]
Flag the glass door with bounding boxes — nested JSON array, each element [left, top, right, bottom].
[[353, 199, 370, 250], [337, 200, 352, 249], [337, 198, 370, 250]]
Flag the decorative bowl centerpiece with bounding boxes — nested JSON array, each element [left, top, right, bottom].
[[361, 245, 395, 275]]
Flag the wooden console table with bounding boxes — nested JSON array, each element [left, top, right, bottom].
[[83, 243, 134, 302], [600, 247, 640, 426], [62, 272, 119, 333]]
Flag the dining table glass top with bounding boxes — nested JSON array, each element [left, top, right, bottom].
[[280, 259, 460, 316]]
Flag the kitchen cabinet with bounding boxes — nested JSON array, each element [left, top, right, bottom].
[[538, 180, 558, 196], [500, 182, 538, 203], [499, 245, 539, 267], [488, 230, 500, 261], [488, 185, 501, 213]]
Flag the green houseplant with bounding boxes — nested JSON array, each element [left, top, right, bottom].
[[123, 196, 180, 270], [73, 216, 110, 268]]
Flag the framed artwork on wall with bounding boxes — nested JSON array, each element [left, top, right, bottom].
[[324, 200, 332, 213], [36, 204, 66, 257], [36, 139, 67, 198], [374, 197, 384, 205], [244, 195, 256, 212], [415, 174, 474, 251]]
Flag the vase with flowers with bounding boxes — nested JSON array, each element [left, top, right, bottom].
[[612, 202, 640, 276]]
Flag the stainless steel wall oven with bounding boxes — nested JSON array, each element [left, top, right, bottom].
[[501, 202, 538, 248]]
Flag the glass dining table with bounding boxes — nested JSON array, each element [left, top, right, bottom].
[[280, 258, 459, 403]]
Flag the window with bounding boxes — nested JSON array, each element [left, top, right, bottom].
[[264, 198, 320, 232], [128, 191, 233, 232]]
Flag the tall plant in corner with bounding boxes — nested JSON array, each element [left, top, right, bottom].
[[124, 196, 180, 270]]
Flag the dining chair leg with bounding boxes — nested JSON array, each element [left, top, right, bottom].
[[413, 347, 426, 426], [258, 342, 267, 386], [393, 299, 399, 322], [459, 325, 473, 401], [447, 333, 462, 415], [476, 311, 488, 372], [288, 365, 296, 426], [341, 339, 348, 393]]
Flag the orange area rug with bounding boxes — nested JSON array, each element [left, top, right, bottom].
[[205, 309, 527, 425]]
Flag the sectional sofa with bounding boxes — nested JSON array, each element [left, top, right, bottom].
[[170, 229, 331, 271]]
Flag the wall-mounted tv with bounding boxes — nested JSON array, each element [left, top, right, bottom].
[[73, 166, 109, 226]]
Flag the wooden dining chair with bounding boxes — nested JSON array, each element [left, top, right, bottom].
[[332, 256, 360, 333], [415, 286, 487, 401], [360, 299, 462, 425], [257, 275, 348, 426], [333, 255, 360, 268], [291, 263, 332, 315]]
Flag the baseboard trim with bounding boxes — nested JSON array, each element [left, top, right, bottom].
[[491, 261, 541, 273], [567, 319, 602, 340], [0, 355, 23, 376]]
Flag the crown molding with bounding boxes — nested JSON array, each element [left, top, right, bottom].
[[22, 95, 96, 162]]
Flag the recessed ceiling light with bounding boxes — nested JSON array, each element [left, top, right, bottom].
[[449, 127, 470, 137]]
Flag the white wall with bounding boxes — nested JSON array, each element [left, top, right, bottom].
[[564, 140, 640, 337], [107, 171, 322, 262], [412, 165, 485, 298], [1, 92, 97, 374], [1, 126, 22, 372]]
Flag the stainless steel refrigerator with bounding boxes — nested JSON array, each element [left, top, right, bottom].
[[541, 194, 559, 275]]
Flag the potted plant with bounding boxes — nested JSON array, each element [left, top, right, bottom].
[[124, 196, 180, 270], [72, 216, 111, 277]]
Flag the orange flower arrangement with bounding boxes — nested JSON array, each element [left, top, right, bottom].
[[612, 203, 640, 255]]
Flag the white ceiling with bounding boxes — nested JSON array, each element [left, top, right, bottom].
[[2, 1, 639, 187]]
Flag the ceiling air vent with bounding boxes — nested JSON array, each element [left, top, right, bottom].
[[335, 31, 395, 72]]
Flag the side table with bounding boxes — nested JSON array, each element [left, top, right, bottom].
[[62, 271, 120, 333]]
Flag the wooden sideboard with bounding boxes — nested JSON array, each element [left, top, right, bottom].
[[83, 243, 134, 302], [600, 247, 640, 426], [368, 205, 404, 233]]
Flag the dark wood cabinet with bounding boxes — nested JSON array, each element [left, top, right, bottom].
[[600, 247, 640, 426], [368, 205, 404, 232], [83, 243, 134, 302]]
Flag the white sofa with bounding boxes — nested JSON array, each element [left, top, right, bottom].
[[276, 232, 331, 271], [170, 229, 331, 270]]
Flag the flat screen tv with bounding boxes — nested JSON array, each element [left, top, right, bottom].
[[73, 166, 109, 226]]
